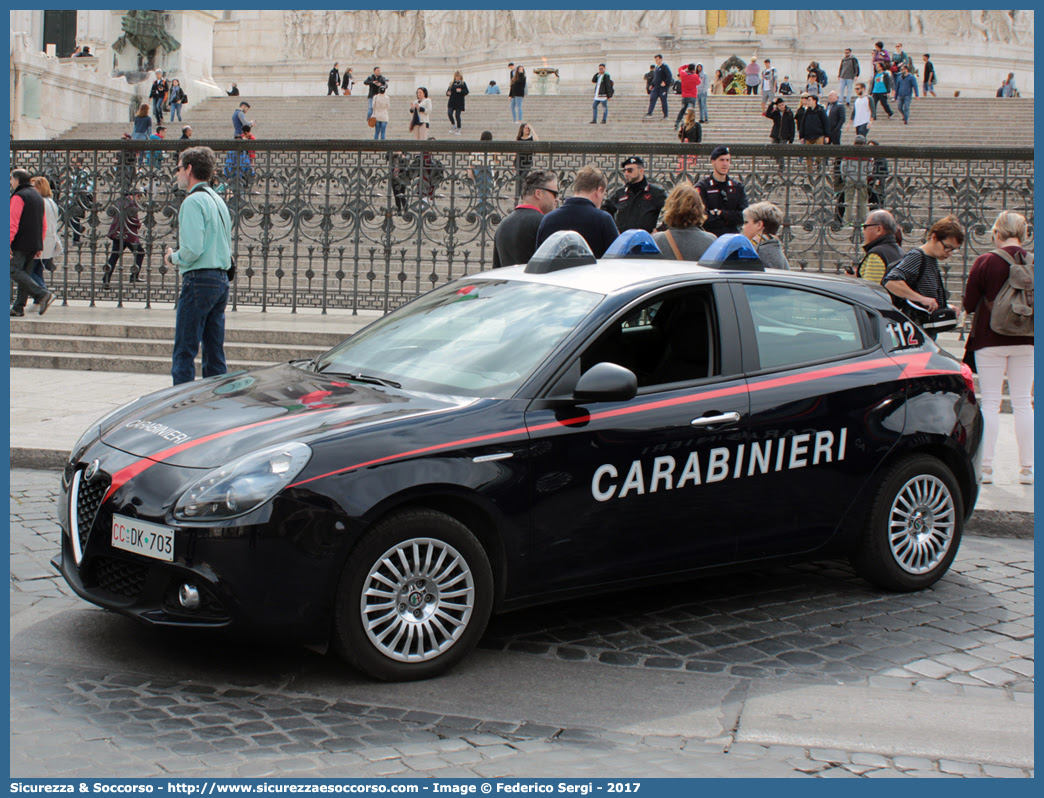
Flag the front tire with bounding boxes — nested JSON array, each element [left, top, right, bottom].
[[334, 509, 493, 681], [850, 455, 964, 591]]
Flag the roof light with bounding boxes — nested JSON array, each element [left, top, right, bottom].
[[602, 229, 663, 259], [525, 231, 597, 274], [698, 234, 766, 271]]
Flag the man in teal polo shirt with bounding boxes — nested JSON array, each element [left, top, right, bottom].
[[164, 146, 233, 385]]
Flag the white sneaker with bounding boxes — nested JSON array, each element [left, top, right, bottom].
[[1019, 468, 1033, 485], [981, 466, 993, 484]]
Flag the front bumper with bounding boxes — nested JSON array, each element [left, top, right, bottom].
[[54, 450, 355, 643]]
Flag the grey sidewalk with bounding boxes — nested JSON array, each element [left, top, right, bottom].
[[9, 305, 1032, 529]]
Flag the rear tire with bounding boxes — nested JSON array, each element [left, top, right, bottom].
[[850, 455, 964, 591], [333, 509, 493, 681]]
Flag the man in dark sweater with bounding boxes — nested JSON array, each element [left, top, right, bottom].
[[493, 170, 559, 268], [10, 168, 55, 315], [536, 165, 618, 257]]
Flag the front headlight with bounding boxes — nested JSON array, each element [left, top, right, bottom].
[[172, 442, 312, 521]]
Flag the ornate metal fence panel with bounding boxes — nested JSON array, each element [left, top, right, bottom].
[[11, 140, 1033, 313]]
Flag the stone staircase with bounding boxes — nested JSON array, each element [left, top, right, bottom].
[[9, 315, 346, 375], [54, 95, 1033, 148]]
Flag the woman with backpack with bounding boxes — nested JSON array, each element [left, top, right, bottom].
[[962, 211, 1034, 485]]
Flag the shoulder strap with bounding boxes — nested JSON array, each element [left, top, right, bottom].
[[664, 230, 684, 261], [989, 247, 1031, 267]]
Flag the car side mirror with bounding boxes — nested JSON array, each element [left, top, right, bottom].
[[573, 362, 638, 403]]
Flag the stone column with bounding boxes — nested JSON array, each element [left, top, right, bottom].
[[769, 9, 799, 38], [75, 10, 111, 58], [677, 9, 708, 37]]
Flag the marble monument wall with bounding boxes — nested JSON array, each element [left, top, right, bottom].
[[211, 9, 1033, 98]]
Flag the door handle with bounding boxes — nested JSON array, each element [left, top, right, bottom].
[[691, 412, 741, 428]]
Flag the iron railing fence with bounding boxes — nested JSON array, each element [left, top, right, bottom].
[[11, 140, 1034, 314]]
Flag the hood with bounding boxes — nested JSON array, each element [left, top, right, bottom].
[[100, 362, 471, 469]]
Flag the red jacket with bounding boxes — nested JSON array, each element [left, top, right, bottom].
[[679, 70, 701, 98]]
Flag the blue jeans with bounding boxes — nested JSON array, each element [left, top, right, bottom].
[[647, 86, 668, 116], [697, 94, 708, 122], [368, 96, 374, 117], [32, 258, 51, 289], [897, 95, 912, 122], [510, 96, 523, 122], [839, 78, 854, 104], [373, 120, 387, 140], [592, 98, 607, 122], [170, 102, 182, 121], [674, 96, 697, 126], [172, 269, 229, 385], [152, 97, 165, 123]]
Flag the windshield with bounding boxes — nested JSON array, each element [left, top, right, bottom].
[[311, 279, 602, 397]]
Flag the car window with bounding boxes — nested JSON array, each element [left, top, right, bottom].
[[312, 279, 602, 397], [579, 287, 720, 390], [744, 284, 864, 369]]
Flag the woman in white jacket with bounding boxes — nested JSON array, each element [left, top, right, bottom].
[[30, 176, 63, 291], [410, 87, 432, 141]]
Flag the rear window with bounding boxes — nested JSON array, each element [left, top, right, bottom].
[[744, 284, 864, 369]]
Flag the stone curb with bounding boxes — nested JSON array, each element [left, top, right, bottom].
[[966, 509, 1035, 539], [13, 447, 1033, 539]]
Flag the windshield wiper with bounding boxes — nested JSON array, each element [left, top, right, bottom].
[[315, 366, 401, 388]]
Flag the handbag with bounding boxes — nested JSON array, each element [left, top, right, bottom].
[[367, 116, 377, 128]]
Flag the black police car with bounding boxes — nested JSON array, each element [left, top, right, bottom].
[[54, 231, 982, 681]]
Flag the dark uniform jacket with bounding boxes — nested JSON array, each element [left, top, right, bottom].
[[602, 177, 667, 233], [695, 175, 748, 237], [328, 67, 340, 89]]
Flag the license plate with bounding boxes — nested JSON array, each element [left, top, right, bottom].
[[111, 514, 175, 562]]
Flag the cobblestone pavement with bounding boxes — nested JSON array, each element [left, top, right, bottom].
[[10, 469, 1034, 779]]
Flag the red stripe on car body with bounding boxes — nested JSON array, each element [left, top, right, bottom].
[[288, 352, 932, 489]]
